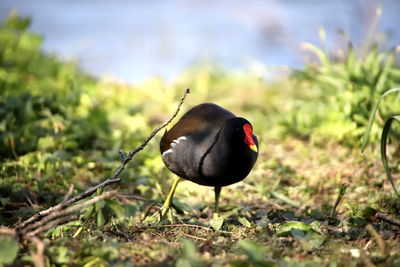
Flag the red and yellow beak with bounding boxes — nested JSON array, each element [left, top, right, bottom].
[[249, 143, 258, 153], [243, 123, 258, 153]]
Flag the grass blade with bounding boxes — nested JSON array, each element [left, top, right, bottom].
[[330, 184, 347, 217], [300, 42, 331, 71], [380, 116, 400, 197], [361, 87, 400, 152]]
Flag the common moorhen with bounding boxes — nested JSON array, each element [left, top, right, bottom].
[[149, 103, 258, 221]]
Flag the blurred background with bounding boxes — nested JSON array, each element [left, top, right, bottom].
[[0, 0, 399, 83], [1, 1, 400, 265]]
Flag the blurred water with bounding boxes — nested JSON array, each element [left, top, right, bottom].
[[0, 0, 399, 82]]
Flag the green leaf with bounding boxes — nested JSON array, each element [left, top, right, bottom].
[[82, 204, 94, 219], [124, 204, 138, 217], [181, 239, 198, 260], [290, 228, 306, 239], [96, 208, 105, 227], [238, 240, 265, 263], [309, 208, 327, 220], [95, 199, 105, 211], [361, 87, 400, 152], [238, 217, 252, 228], [290, 227, 326, 251], [96, 187, 104, 196], [176, 240, 201, 267], [0, 236, 19, 264], [238, 240, 275, 267], [307, 231, 326, 248], [210, 216, 224, 231], [270, 191, 300, 207], [106, 199, 125, 220], [276, 221, 313, 237], [380, 116, 400, 197]]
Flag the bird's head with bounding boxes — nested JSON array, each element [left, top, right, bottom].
[[224, 117, 258, 153]]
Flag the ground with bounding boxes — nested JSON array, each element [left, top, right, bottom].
[[73, 139, 400, 266]]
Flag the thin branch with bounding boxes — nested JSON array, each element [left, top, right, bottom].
[[124, 88, 190, 161], [28, 214, 80, 236], [365, 224, 386, 257], [0, 227, 45, 267], [136, 223, 233, 234], [22, 191, 117, 234], [137, 223, 213, 230], [0, 226, 16, 235], [119, 150, 127, 162], [359, 247, 376, 267], [375, 212, 400, 227], [181, 232, 207, 241], [15, 178, 120, 231], [25, 235, 46, 267], [15, 88, 190, 231], [62, 184, 75, 203], [107, 229, 134, 242], [330, 183, 347, 217], [119, 194, 149, 202]]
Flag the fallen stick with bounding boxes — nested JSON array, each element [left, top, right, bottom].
[[375, 212, 400, 227], [15, 88, 190, 232], [22, 190, 117, 234]]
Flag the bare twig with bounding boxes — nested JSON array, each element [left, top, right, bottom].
[[137, 223, 213, 231], [23, 191, 117, 234], [5, 89, 190, 266], [28, 214, 80, 236], [123, 88, 190, 161], [136, 223, 233, 234], [181, 232, 207, 241], [107, 229, 134, 242], [119, 149, 127, 162], [330, 183, 347, 217], [0, 227, 45, 267], [365, 224, 386, 257], [16, 178, 120, 231], [359, 247, 376, 267], [0, 226, 16, 235], [15, 88, 190, 231], [375, 212, 400, 227], [25, 235, 46, 267], [119, 194, 149, 202], [62, 184, 75, 203]]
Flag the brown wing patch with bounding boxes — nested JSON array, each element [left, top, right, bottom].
[[160, 103, 235, 153]]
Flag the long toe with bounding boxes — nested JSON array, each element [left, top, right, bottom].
[[142, 206, 170, 225]]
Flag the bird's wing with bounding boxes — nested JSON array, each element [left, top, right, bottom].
[[160, 103, 235, 153]]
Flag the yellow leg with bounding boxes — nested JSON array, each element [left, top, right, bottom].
[[142, 176, 181, 224], [160, 176, 181, 218], [213, 186, 221, 219]]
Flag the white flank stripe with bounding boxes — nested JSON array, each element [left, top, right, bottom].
[[162, 149, 173, 157], [176, 136, 187, 141], [161, 136, 187, 158]]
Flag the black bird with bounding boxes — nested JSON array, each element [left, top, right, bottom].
[[148, 103, 258, 221]]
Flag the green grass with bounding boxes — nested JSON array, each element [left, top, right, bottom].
[[1, 13, 400, 267]]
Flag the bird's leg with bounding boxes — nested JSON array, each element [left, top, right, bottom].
[[213, 186, 221, 219], [160, 176, 181, 219], [142, 176, 181, 224]]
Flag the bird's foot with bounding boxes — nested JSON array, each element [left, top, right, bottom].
[[141, 176, 182, 225], [210, 213, 224, 230], [141, 201, 185, 225], [212, 212, 219, 220], [141, 205, 173, 225]]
